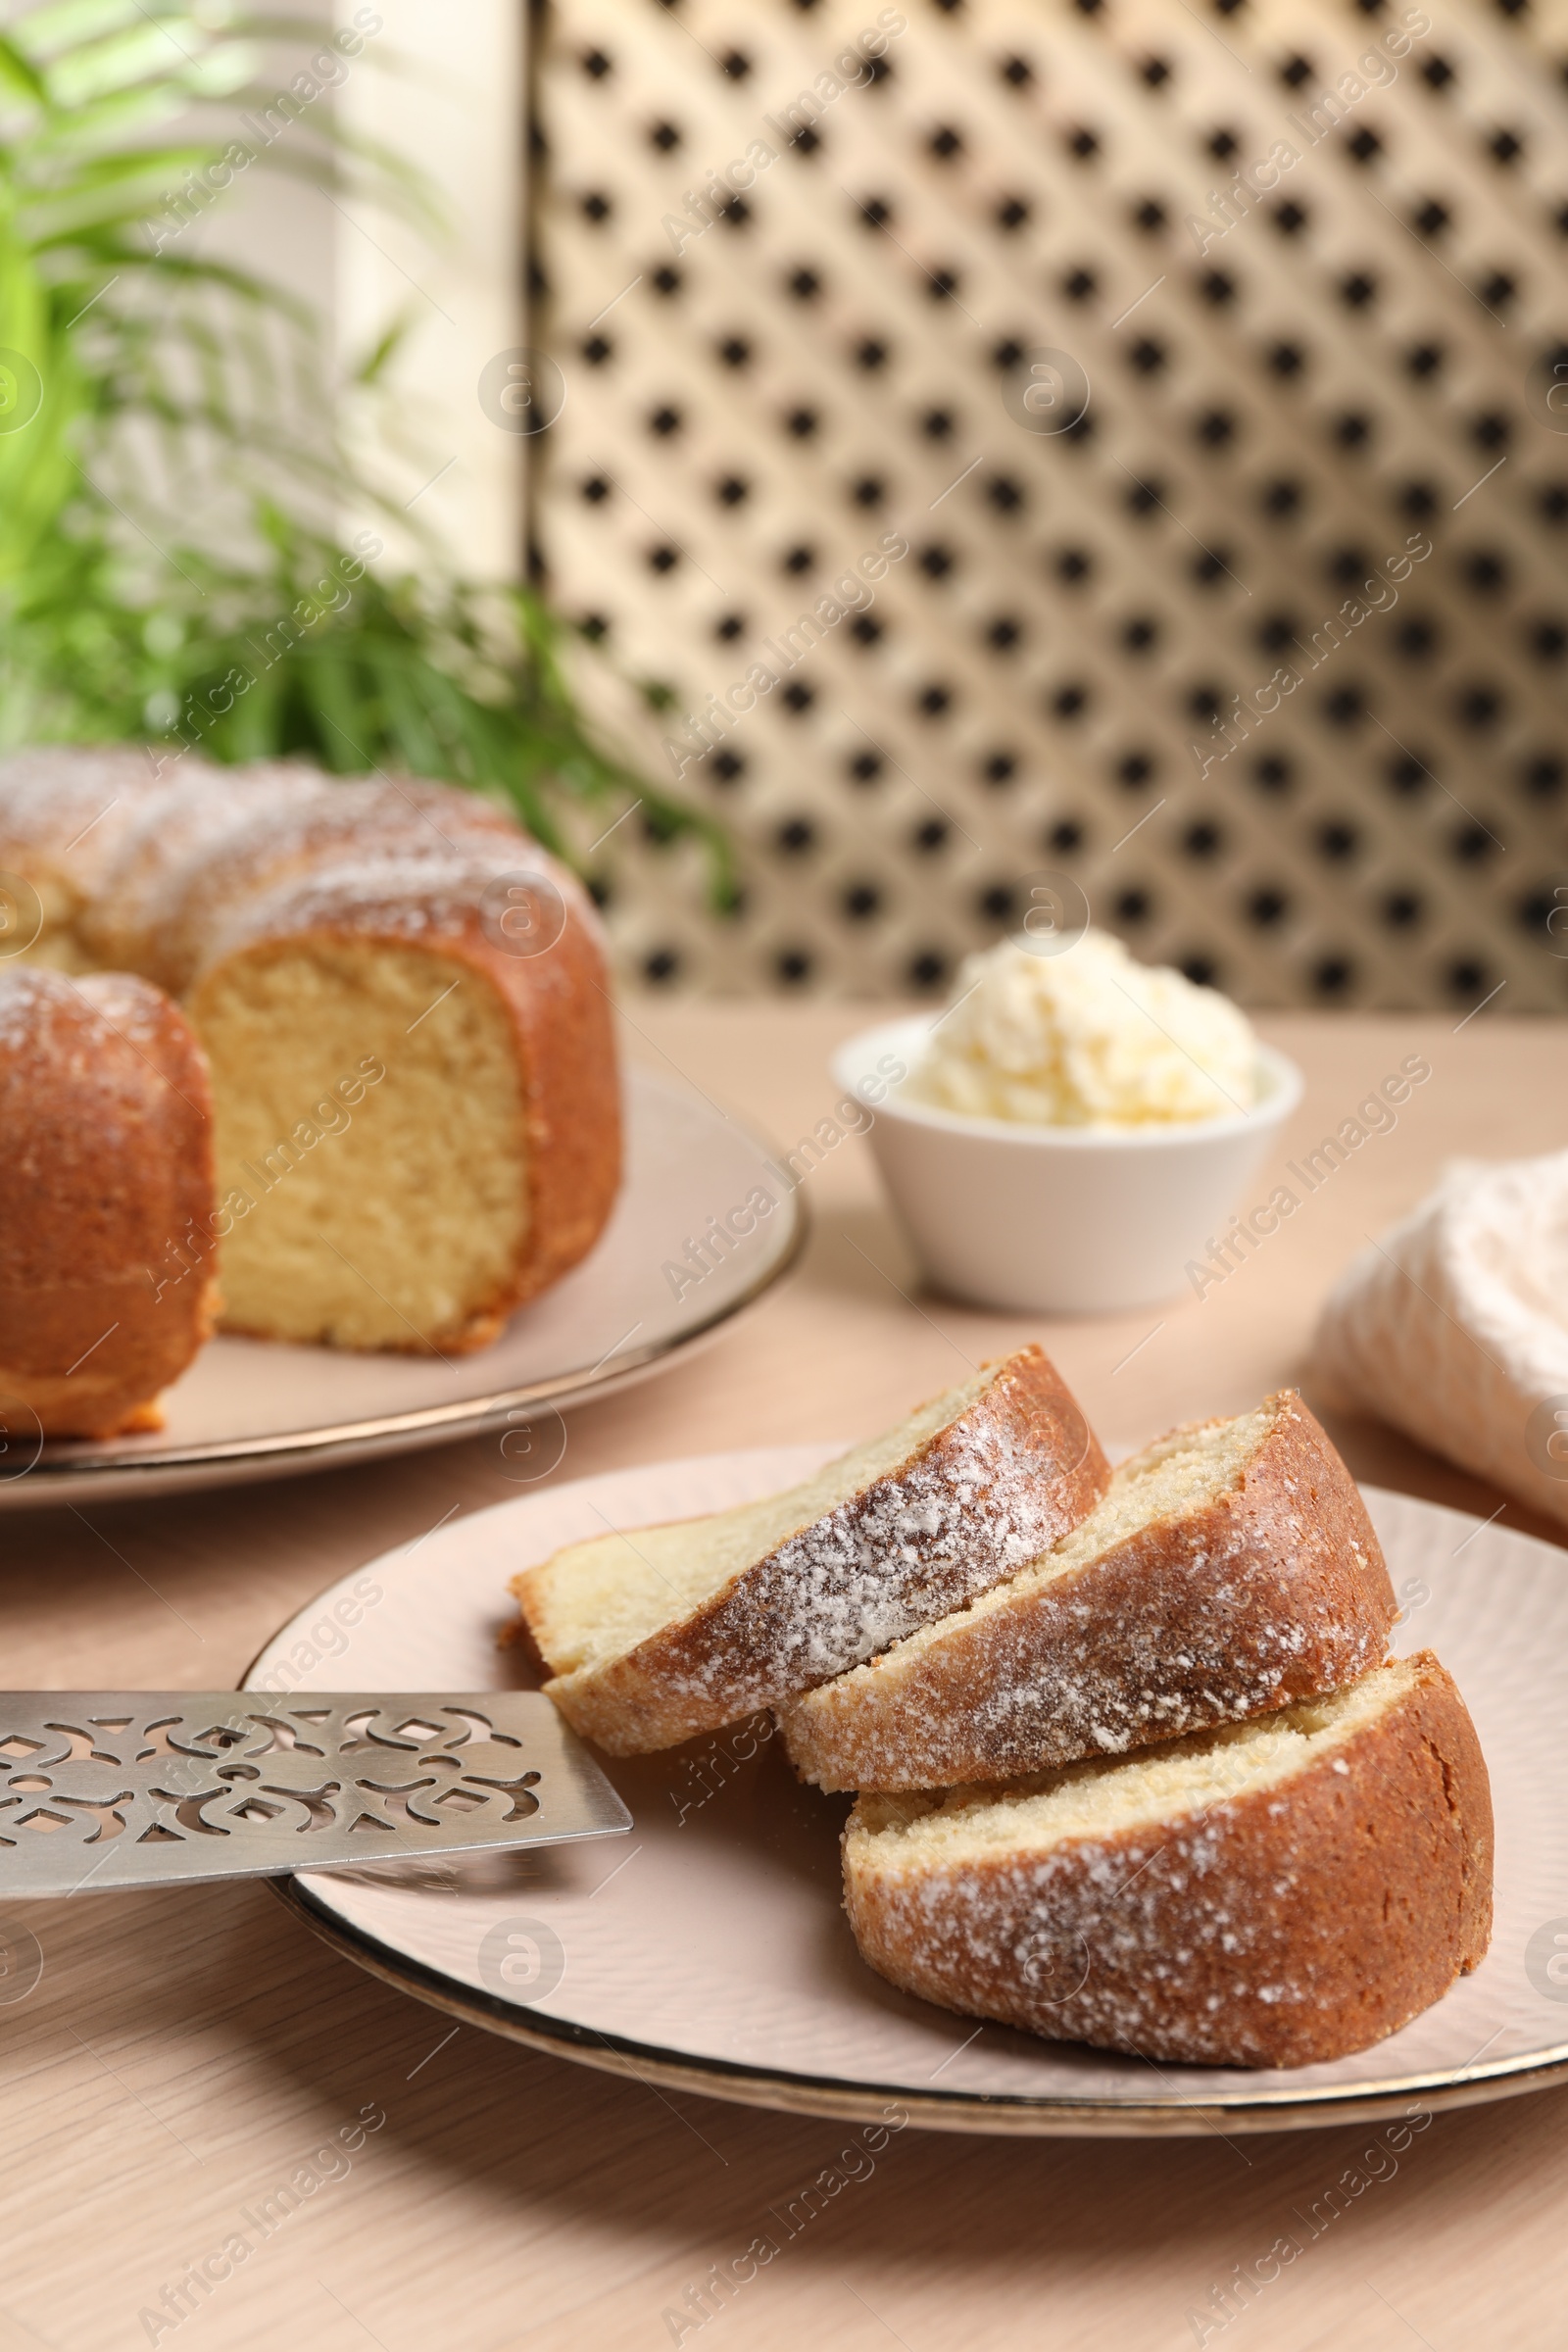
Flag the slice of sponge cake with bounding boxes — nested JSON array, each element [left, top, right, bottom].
[[844, 1651, 1492, 2069], [512, 1346, 1108, 1752]]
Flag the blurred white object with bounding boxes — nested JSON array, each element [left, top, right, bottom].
[[834, 1017, 1302, 1315], [908, 929, 1260, 1129], [1313, 1152, 1568, 1530]]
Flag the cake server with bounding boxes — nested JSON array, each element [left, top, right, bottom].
[[0, 1692, 630, 1895]]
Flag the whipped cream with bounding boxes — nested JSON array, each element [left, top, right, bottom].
[[907, 929, 1259, 1128]]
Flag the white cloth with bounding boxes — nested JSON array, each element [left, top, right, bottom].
[[1313, 1151, 1568, 1529]]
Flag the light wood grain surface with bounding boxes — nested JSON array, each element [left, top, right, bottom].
[[6, 1004, 1565, 2352]]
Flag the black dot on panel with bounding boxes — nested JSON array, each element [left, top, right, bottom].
[[1395, 614, 1440, 660], [1421, 53, 1455, 88], [1346, 127, 1383, 165], [1381, 890, 1422, 929], [1184, 819, 1223, 858], [1272, 202, 1309, 235], [907, 951, 947, 991], [647, 544, 678, 573], [711, 751, 746, 782], [849, 751, 883, 783], [921, 407, 956, 438], [649, 121, 680, 153], [1180, 955, 1220, 987], [855, 339, 888, 369], [1001, 56, 1034, 88], [1199, 270, 1237, 305], [1340, 270, 1378, 308], [775, 949, 812, 985], [1446, 957, 1491, 1001], [1128, 337, 1167, 374], [718, 336, 751, 367], [581, 49, 612, 80], [982, 751, 1016, 785], [1117, 751, 1155, 787], [580, 474, 610, 502], [1122, 615, 1160, 653], [917, 683, 954, 717], [1311, 956, 1354, 998], [918, 543, 956, 578], [997, 196, 1031, 229], [1253, 755, 1294, 792], [781, 544, 814, 573], [651, 266, 681, 295], [1248, 886, 1289, 926], [1134, 197, 1167, 232], [844, 881, 882, 920], [1522, 753, 1565, 799], [850, 613, 883, 646], [1115, 887, 1152, 922], [1055, 546, 1094, 582], [775, 817, 815, 854], [713, 614, 745, 642], [785, 408, 819, 437], [643, 948, 680, 983], [781, 682, 814, 713], [1280, 53, 1314, 87], [581, 335, 612, 365], [912, 814, 951, 850], [1452, 821, 1500, 862], [987, 474, 1026, 513], [1455, 683, 1503, 728], [580, 191, 612, 222]]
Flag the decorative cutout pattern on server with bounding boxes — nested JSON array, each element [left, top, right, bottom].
[[530, 0, 1568, 1007]]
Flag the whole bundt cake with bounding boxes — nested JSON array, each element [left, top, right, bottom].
[[0, 749, 621, 1401]]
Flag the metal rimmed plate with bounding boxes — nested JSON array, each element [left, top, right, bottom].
[[253, 1448, 1568, 2135], [1, 1074, 805, 1509]]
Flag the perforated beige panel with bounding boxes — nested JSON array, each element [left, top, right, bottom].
[[530, 0, 1568, 1007]]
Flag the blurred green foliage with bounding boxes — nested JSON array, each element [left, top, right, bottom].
[[0, 2, 725, 885]]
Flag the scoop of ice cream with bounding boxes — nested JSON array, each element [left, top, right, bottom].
[[906, 929, 1258, 1128]]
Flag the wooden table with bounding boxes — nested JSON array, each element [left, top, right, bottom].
[[7, 1005, 1565, 2352]]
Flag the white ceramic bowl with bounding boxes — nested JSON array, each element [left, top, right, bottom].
[[834, 1016, 1304, 1316]]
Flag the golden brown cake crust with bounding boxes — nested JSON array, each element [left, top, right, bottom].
[[842, 1653, 1494, 2069], [0, 969, 217, 1437], [524, 1345, 1110, 1752], [780, 1393, 1396, 1791]]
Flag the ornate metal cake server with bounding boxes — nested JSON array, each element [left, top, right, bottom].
[[0, 1693, 630, 1894]]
